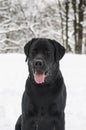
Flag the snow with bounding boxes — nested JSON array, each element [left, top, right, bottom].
[[61, 54, 86, 130], [0, 54, 86, 130]]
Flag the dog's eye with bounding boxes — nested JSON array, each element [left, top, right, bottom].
[[45, 50, 51, 55], [32, 49, 37, 54]]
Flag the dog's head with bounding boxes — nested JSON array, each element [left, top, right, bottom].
[[24, 38, 65, 84]]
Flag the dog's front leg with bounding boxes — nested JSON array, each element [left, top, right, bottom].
[[54, 112, 65, 130], [37, 120, 54, 130], [15, 115, 22, 130], [22, 116, 37, 130]]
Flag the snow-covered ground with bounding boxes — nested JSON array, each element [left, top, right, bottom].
[[0, 54, 86, 130]]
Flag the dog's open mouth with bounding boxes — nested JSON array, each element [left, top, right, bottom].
[[34, 71, 45, 84]]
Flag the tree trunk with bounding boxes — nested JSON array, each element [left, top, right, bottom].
[[72, 0, 78, 53], [65, 0, 70, 52], [76, 0, 84, 54], [58, 0, 64, 46]]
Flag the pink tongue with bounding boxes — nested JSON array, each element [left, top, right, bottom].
[[34, 72, 45, 84]]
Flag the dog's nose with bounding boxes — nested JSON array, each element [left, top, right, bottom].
[[34, 59, 43, 68]]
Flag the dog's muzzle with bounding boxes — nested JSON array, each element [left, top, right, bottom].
[[33, 59, 46, 84]]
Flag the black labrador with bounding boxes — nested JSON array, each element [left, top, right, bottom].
[[15, 38, 66, 130]]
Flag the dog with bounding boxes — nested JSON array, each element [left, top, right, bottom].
[[15, 38, 66, 130]]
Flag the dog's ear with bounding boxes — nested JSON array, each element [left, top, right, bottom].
[[24, 38, 37, 61], [49, 39, 65, 61]]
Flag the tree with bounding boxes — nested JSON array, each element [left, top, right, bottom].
[[65, 0, 70, 52], [72, 0, 85, 53], [77, 0, 84, 54], [58, 0, 65, 46], [72, 0, 78, 52]]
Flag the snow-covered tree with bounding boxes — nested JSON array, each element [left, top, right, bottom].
[[0, 0, 86, 53]]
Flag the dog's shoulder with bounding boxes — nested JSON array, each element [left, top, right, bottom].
[[51, 70, 65, 93], [25, 77, 32, 93]]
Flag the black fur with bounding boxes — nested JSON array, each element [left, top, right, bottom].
[[15, 38, 66, 130]]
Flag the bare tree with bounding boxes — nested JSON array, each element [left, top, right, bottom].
[[72, 0, 78, 53], [58, 0, 65, 45], [64, 0, 71, 52], [77, 0, 84, 53], [72, 0, 85, 53]]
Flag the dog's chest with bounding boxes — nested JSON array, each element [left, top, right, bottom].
[[30, 86, 57, 106], [30, 91, 57, 119]]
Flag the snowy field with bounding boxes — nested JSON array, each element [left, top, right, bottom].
[[0, 54, 86, 130]]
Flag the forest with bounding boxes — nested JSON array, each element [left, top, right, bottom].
[[0, 0, 86, 54]]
